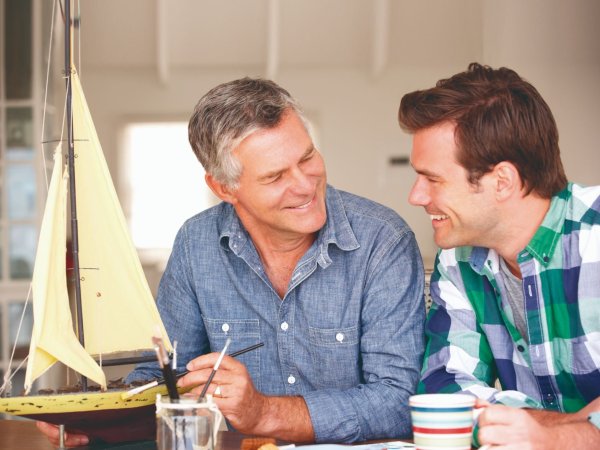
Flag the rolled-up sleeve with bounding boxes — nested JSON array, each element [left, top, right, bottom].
[[418, 251, 542, 411]]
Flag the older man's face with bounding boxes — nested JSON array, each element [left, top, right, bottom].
[[228, 110, 327, 241]]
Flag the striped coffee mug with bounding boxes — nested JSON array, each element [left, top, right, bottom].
[[409, 393, 477, 450]]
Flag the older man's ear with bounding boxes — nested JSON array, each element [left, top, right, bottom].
[[205, 173, 237, 205]]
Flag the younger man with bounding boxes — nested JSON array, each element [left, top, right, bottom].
[[399, 63, 600, 448]]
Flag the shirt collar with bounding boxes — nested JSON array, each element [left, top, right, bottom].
[[468, 183, 572, 271], [468, 246, 489, 273], [219, 204, 250, 256], [522, 183, 571, 266], [316, 185, 360, 266], [218, 185, 360, 261]]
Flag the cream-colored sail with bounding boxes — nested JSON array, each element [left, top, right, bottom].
[[25, 147, 107, 392], [24, 69, 172, 392], [70, 71, 171, 357]]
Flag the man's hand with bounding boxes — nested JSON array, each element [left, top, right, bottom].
[[478, 405, 550, 449], [478, 404, 600, 450], [36, 421, 89, 447], [178, 352, 267, 433], [178, 352, 314, 442], [573, 396, 600, 421]]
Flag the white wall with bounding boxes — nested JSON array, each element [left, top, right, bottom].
[[81, 64, 473, 271], [79, 0, 600, 279], [483, 0, 600, 188]]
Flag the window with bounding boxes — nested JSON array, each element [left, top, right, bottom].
[[1, 0, 55, 401], [122, 122, 217, 252]]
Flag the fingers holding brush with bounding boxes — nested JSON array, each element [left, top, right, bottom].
[[199, 355, 268, 433], [176, 342, 264, 399], [176, 338, 231, 399], [175, 341, 272, 434], [177, 352, 231, 397]]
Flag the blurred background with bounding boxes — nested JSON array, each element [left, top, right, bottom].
[[1, 0, 599, 393], [58, 0, 600, 272]]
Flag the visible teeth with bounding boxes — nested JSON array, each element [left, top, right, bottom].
[[295, 200, 311, 209], [430, 214, 449, 221]]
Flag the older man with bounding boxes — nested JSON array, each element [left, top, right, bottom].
[[399, 63, 600, 448], [40, 77, 425, 446]]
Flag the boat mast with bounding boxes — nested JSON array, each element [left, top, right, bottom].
[[64, 0, 88, 392], [61, 0, 161, 380]]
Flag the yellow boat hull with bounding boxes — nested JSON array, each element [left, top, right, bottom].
[[0, 384, 169, 443]]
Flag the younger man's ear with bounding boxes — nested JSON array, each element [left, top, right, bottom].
[[205, 173, 237, 204], [493, 161, 522, 200]]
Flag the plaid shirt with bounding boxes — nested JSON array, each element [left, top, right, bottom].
[[419, 183, 600, 412]]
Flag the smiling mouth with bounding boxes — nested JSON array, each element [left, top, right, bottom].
[[291, 200, 312, 209], [429, 214, 449, 221], [288, 196, 315, 210]]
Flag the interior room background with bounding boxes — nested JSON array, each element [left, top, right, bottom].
[[65, 0, 600, 281], [1, 0, 599, 389]]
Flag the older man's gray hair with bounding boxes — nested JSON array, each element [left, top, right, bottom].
[[188, 77, 310, 189]]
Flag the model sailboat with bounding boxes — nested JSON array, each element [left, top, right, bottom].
[[0, 3, 173, 444]]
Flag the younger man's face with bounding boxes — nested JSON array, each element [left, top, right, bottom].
[[408, 122, 499, 249]]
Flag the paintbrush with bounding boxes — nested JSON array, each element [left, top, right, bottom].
[[197, 338, 231, 401], [122, 342, 264, 399], [168, 342, 265, 383], [152, 335, 179, 401]]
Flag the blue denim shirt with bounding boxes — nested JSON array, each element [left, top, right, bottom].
[[128, 185, 425, 442]]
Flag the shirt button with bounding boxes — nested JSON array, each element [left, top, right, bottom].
[[221, 323, 230, 333], [517, 344, 525, 352], [335, 332, 345, 342], [280, 322, 289, 331], [287, 375, 296, 385]]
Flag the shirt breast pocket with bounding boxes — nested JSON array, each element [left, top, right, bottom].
[[570, 337, 600, 374], [202, 316, 262, 390], [308, 325, 361, 389]]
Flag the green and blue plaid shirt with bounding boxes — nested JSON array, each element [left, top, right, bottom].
[[419, 183, 600, 412]]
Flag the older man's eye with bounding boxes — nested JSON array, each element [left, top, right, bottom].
[[301, 150, 316, 163]]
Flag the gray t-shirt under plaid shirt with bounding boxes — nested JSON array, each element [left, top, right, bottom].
[[499, 257, 528, 343]]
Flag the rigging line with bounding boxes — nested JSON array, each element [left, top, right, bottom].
[[6, 0, 64, 400], [42, 138, 90, 144], [57, 5, 70, 165], [58, 0, 66, 24], [1, 284, 33, 395], [41, 0, 60, 191], [77, 0, 81, 77], [0, 356, 29, 396], [3, 5, 59, 390], [7, 285, 32, 365], [59, 74, 70, 164]]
